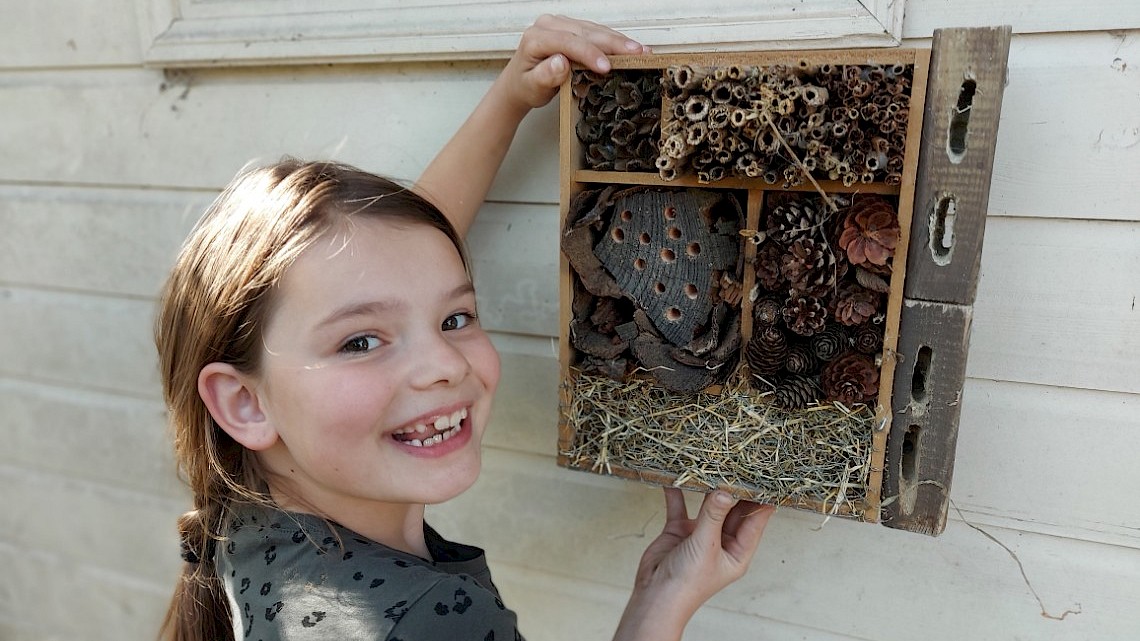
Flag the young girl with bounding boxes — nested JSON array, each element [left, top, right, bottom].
[[156, 16, 774, 641]]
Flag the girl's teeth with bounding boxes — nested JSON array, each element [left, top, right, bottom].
[[434, 416, 449, 431], [415, 423, 427, 434]]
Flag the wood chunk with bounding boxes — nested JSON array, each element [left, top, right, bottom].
[[593, 187, 740, 346]]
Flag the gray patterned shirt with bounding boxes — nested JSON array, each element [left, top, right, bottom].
[[216, 503, 522, 640]]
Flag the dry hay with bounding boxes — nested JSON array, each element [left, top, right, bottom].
[[561, 369, 876, 518]]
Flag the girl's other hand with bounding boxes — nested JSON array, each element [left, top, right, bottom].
[[500, 14, 650, 112], [614, 488, 776, 641]]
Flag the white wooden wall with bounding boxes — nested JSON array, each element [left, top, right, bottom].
[[2, 2, 1139, 639]]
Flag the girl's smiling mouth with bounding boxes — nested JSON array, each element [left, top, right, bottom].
[[391, 407, 469, 448]]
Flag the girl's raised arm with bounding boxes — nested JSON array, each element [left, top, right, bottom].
[[416, 14, 649, 238]]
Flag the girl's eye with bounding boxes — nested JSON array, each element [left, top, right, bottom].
[[340, 335, 382, 354], [442, 312, 478, 331]]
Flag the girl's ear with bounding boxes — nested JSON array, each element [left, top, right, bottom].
[[198, 362, 278, 451]]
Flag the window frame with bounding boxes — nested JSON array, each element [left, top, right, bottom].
[[137, 0, 906, 67]]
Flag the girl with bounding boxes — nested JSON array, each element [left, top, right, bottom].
[[156, 16, 774, 641]]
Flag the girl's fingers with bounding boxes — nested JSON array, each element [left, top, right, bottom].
[[663, 487, 689, 524], [722, 504, 775, 564], [521, 15, 647, 74], [690, 491, 737, 547]]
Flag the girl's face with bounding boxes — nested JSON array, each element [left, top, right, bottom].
[[251, 217, 500, 514]]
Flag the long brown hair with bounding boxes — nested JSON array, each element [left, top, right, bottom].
[[155, 159, 465, 641]]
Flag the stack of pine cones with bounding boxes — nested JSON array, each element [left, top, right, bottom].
[[745, 194, 898, 409]]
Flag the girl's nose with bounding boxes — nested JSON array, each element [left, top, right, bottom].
[[409, 331, 470, 388]]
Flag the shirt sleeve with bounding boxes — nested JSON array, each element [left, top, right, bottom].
[[385, 575, 521, 641]]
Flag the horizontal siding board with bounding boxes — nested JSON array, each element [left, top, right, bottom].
[[0, 378, 184, 498], [0, 542, 171, 641], [966, 216, 1140, 394], [1, 31, 1138, 221], [903, 0, 1140, 37], [986, 31, 1140, 220], [433, 448, 1140, 641], [953, 378, 1140, 548], [0, 186, 208, 298], [0, 0, 143, 69], [0, 465, 185, 583], [0, 287, 159, 397]]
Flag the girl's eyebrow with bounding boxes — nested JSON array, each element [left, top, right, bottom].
[[315, 282, 476, 329]]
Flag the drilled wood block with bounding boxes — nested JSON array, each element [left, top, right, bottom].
[[904, 26, 1012, 306], [882, 298, 973, 535]]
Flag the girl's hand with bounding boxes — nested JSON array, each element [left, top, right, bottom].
[[614, 489, 776, 641], [499, 14, 650, 113]]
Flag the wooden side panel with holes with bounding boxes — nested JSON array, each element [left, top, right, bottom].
[[884, 27, 1012, 535], [882, 300, 972, 534], [904, 27, 1012, 306]]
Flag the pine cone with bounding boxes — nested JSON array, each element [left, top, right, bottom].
[[766, 198, 825, 246], [779, 237, 839, 298], [837, 195, 899, 269], [773, 374, 820, 410], [784, 343, 819, 375], [754, 242, 784, 291], [782, 296, 828, 337], [753, 296, 783, 326], [833, 285, 881, 326], [745, 325, 789, 377], [821, 352, 879, 405], [811, 323, 850, 361], [852, 323, 884, 355]]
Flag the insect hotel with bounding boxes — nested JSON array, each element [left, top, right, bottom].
[[556, 29, 1011, 535]]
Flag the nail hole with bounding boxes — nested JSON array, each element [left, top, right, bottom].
[[947, 77, 976, 163], [665, 307, 682, 322], [610, 227, 625, 243], [639, 231, 651, 245], [660, 248, 676, 263], [930, 194, 956, 265], [686, 242, 701, 257], [684, 283, 699, 299], [663, 206, 677, 220], [633, 258, 646, 271], [620, 209, 633, 222], [654, 282, 666, 294], [667, 226, 682, 240]]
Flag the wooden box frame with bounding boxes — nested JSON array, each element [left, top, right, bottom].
[[556, 48, 931, 524]]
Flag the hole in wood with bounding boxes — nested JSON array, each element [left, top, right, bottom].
[[911, 345, 932, 411], [902, 424, 921, 486], [620, 209, 633, 222], [930, 194, 956, 265], [665, 307, 682, 322], [660, 248, 676, 263], [663, 206, 677, 220], [667, 226, 682, 240], [633, 258, 646, 271], [639, 231, 651, 245], [611, 227, 625, 243], [687, 242, 702, 257], [654, 282, 666, 294], [947, 77, 976, 163], [684, 283, 699, 299]]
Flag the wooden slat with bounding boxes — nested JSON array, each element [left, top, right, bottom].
[[574, 169, 901, 195], [904, 26, 1012, 306], [883, 300, 973, 535]]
